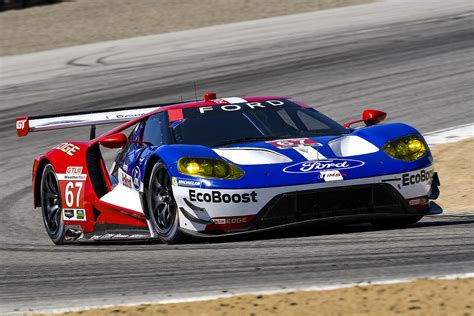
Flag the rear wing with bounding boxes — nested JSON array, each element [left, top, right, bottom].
[[16, 102, 181, 138]]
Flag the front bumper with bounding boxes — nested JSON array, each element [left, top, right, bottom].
[[179, 201, 443, 238], [173, 165, 440, 235]]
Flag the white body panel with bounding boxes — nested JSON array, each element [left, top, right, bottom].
[[173, 165, 434, 233]]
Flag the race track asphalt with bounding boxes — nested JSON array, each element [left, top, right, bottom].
[[0, 0, 473, 313]]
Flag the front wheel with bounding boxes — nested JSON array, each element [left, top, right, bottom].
[[40, 164, 65, 245], [146, 162, 183, 244], [371, 215, 423, 229]]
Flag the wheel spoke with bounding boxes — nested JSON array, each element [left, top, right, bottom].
[[47, 174, 58, 195], [152, 177, 160, 190], [49, 205, 60, 223]]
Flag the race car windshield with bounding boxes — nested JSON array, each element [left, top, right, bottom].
[[171, 99, 349, 147]]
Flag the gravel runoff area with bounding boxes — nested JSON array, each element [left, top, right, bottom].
[[40, 277, 474, 316], [431, 137, 473, 212], [0, 0, 372, 56]]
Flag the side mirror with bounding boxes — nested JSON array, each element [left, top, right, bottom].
[[99, 133, 127, 149], [362, 109, 386, 126], [343, 109, 387, 128]]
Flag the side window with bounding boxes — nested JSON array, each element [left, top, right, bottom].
[[143, 112, 171, 146]]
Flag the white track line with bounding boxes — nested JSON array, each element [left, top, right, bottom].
[[32, 273, 474, 315], [424, 123, 474, 146]]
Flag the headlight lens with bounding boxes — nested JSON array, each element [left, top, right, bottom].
[[382, 134, 427, 162], [178, 157, 244, 179]]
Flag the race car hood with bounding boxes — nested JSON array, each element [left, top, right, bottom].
[[163, 123, 433, 189]]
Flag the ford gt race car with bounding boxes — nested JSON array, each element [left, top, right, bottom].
[[16, 93, 441, 244]]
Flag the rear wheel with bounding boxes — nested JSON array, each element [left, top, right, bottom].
[[146, 163, 183, 244], [371, 215, 423, 229], [40, 164, 65, 245]]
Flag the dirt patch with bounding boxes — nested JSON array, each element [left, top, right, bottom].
[[43, 277, 473, 316], [0, 0, 373, 56], [431, 137, 473, 212]]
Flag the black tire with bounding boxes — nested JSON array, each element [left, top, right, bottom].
[[146, 162, 183, 244], [371, 215, 423, 229], [40, 164, 65, 245]]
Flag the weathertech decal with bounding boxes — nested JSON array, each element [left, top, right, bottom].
[[283, 159, 365, 173]]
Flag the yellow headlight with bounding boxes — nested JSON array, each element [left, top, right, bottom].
[[185, 161, 201, 174], [382, 135, 427, 162], [178, 158, 244, 180]]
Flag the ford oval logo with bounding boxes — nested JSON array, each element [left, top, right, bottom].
[[283, 159, 365, 173]]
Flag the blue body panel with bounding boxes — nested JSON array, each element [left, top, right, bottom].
[[124, 122, 432, 190]]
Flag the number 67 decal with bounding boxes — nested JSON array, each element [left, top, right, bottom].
[[62, 181, 84, 209]]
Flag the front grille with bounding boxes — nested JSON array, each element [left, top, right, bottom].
[[255, 184, 407, 229]]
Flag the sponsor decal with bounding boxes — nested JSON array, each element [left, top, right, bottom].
[[55, 143, 80, 156], [64, 209, 74, 219], [211, 98, 229, 104], [16, 117, 29, 136], [408, 197, 428, 206], [106, 113, 148, 119], [205, 215, 256, 231], [405, 196, 429, 210], [213, 217, 248, 225], [16, 118, 27, 130], [319, 170, 344, 182], [61, 167, 87, 180], [198, 100, 284, 114], [59, 181, 85, 213], [66, 166, 83, 174], [189, 190, 258, 203], [284, 159, 365, 173], [132, 167, 141, 190], [121, 173, 132, 189], [89, 233, 149, 240], [267, 138, 322, 149], [63, 209, 86, 221], [172, 177, 202, 188], [76, 210, 85, 220], [402, 169, 433, 186]]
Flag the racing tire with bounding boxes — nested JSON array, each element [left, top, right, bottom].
[[40, 164, 66, 245], [146, 162, 183, 244], [371, 215, 423, 229]]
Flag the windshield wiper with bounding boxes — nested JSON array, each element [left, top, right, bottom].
[[210, 136, 276, 147]]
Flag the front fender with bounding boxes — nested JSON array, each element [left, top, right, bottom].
[[352, 122, 427, 148]]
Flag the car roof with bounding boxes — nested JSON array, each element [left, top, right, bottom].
[[96, 95, 293, 142], [151, 95, 290, 114]]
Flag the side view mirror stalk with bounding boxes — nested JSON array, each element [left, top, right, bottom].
[[343, 109, 387, 128]]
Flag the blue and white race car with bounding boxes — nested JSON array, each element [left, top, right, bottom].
[[17, 93, 441, 244]]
